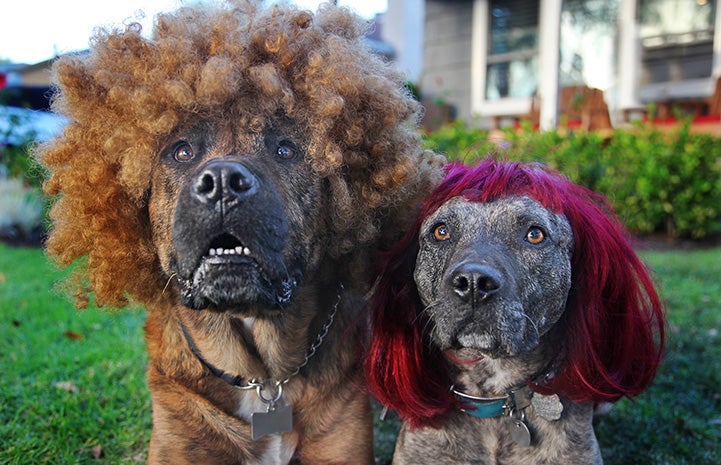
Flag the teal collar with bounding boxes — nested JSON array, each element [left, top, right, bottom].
[[452, 385, 535, 419], [451, 386, 509, 418]]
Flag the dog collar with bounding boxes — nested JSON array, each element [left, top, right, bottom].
[[451, 387, 509, 418], [452, 384, 564, 420], [452, 385, 536, 419], [180, 285, 342, 390], [451, 369, 565, 448], [178, 284, 343, 440], [452, 385, 538, 447]]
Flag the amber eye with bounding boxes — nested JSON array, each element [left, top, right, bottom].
[[276, 141, 299, 160], [433, 223, 451, 241], [526, 227, 546, 245], [173, 142, 195, 163]]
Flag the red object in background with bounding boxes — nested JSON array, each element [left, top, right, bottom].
[[0, 73, 6, 89]]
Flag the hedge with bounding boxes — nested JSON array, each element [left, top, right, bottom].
[[422, 120, 721, 239]]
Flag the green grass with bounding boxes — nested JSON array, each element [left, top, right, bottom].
[[1, 244, 720, 463], [593, 247, 721, 464], [0, 245, 150, 464]]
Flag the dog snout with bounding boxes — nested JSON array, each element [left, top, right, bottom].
[[193, 160, 258, 204], [449, 263, 503, 303]]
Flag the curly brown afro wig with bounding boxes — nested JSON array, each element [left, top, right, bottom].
[[37, 1, 443, 309]]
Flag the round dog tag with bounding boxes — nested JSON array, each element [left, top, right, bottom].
[[510, 418, 531, 447]]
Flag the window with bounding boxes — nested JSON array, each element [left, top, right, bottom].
[[486, 0, 539, 100], [639, 0, 716, 83], [559, 0, 618, 90]]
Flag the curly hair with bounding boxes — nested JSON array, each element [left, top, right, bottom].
[[37, 1, 442, 308]]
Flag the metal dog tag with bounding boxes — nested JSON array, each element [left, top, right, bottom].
[[510, 418, 531, 447], [532, 393, 564, 421], [251, 402, 293, 440]]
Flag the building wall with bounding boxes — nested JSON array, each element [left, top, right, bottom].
[[17, 60, 54, 87], [421, 0, 475, 120], [382, 0, 425, 82]]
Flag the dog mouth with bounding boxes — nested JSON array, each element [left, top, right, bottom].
[[433, 309, 539, 359], [203, 233, 253, 262], [174, 232, 300, 312]]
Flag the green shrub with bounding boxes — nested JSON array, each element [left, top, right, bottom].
[[598, 122, 721, 238], [0, 176, 45, 245], [422, 119, 493, 161], [0, 143, 43, 188], [421, 120, 721, 239], [0, 102, 47, 189]]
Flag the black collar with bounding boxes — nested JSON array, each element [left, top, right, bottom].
[[180, 320, 248, 387]]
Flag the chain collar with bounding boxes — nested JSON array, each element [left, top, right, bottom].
[[180, 284, 343, 394]]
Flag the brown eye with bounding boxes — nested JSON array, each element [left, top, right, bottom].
[[173, 143, 195, 162], [526, 227, 545, 245], [276, 141, 298, 160], [433, 223, 451, 241]]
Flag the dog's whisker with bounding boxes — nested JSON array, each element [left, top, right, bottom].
[[415, 301, 442, 350], [162, 273, 177, 296], [522, 313, 540, 341], [414, 300, 440, 325]]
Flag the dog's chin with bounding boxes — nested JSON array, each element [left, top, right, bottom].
[[176, 257, 299, 313], [446, 332, 539, 359], [451, 336, 507, 359], [444, 347, 486, 365]]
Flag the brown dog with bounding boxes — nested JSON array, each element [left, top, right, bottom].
[[37, 2, 441, 463]]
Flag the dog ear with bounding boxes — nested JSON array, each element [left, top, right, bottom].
[[536, 184, 665, 403], [365, 225, 456, 428]]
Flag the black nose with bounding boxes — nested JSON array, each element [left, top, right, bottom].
[[192, 160, 257, 205], [449, 263, 503, 303]]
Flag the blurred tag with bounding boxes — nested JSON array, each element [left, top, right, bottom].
[[532, 393, 563, 421], [510, 418, 531, 447], [251, 403, 292, 440]]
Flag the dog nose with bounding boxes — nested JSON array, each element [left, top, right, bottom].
[[192, 160, 257, 204], [449, 263, 503, 303]]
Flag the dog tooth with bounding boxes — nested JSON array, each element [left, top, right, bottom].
[[209, 249, 216, 256], [216, 248, 224, 255], [243, 247, 251, 256], [235, 246, 243, 254]]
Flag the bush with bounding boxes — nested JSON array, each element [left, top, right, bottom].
[[601, 122, 721, 238], [0, 143, 44, 188], [0, 176, 45, 245], [421, 119, 493, 161], [422, 120, 721, 239]]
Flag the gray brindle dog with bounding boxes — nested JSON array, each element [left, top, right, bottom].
[[366, 160, 665, 465]]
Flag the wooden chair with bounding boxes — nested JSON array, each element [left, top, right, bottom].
[[518, 85, 612, 131], [558, 85, 612, 131], [705, 76, 721, 117]]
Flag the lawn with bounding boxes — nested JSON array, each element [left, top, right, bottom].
[[1, 243, 720, 463], [0, 245, 150, 464]]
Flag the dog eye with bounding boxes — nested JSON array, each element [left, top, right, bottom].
[[173, 142, 195, 163], [433, 223, 451, 241], [526, 227, 546, 245], [276, 140, 300, 161]]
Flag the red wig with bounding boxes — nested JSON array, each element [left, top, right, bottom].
[[365, 158, 665, 427]]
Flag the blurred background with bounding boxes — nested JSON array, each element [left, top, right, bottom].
[[3, 0, 721, 136], [1, 1, 720, 464]]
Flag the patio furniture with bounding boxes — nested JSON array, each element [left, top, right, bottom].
[[518, 85, 612, 131]]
